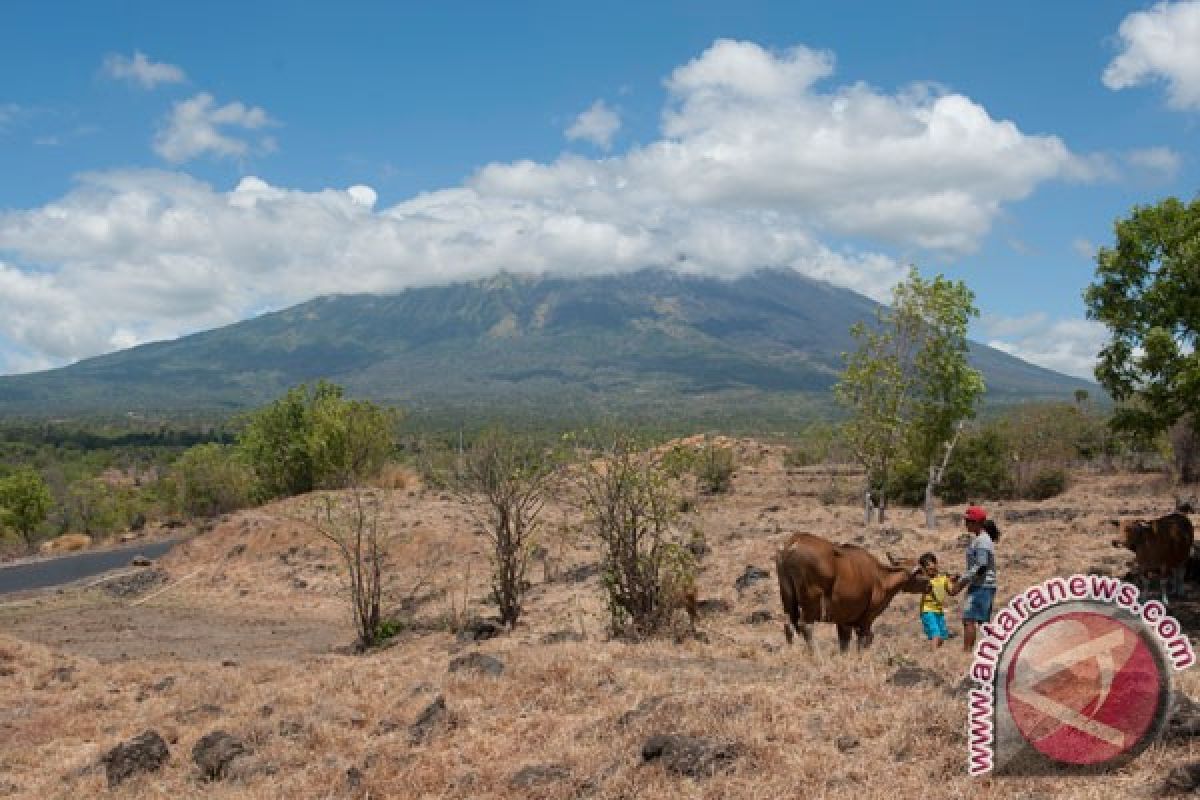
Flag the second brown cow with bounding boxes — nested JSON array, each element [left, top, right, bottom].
[[1112, 511, 1195, 604], [775, 532, 929, 653]]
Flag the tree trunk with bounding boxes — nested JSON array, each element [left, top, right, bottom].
[[925, 425, 963, 530], [926, 465, 936, 527]]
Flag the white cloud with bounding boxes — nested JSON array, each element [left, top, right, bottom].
[[566, 100, 621, 150], [982, 313, 1107, 380], [1125, 146, 1183, 181], [0, 103, 27, 134], [1072, 238, 1096, 260], [0, 39, 1087, 372], [1104, 1, 1200, 110], [102, 51, 186, 89], [154, 93, 275, 163]]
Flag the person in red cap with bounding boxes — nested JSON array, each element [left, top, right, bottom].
[[951, 505, 998, 652]]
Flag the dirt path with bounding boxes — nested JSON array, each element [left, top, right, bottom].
[[0, 592, 345, 663]]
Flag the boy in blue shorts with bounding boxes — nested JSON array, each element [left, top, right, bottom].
[[917, 552, 953, 648]]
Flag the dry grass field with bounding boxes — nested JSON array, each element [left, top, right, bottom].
[[3, 440, 1200, 799]]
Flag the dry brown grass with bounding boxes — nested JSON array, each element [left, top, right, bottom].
[[2, 445, 1199, 798]]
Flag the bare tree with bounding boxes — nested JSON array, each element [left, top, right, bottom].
[[453, 428, 556, 628], [304, 488, 390, 651]]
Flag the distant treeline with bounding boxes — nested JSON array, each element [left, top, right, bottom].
[[0, 422, 233, 452]]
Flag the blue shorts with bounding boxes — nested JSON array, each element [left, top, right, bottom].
[[963, 587, 996, 622], [921, 611, 949, 640]]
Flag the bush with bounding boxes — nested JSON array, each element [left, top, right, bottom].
[[938, 428, 1013, 504], [880, 461, 928, 507], [784, 423, 845, 468], [658, 441, 734, 494], [696, 445, 735, 494], [238, 381, 399, 499], [1022, 467, 1068, 500], [453, 428, 557, 628], [581, 438, 696, 637], [0, 468, 52, 547], [172, 444, 255, 518], [65, 479, 127, 534]]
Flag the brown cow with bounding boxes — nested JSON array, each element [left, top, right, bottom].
[[775, 533, 929, 653], [1111, 512, 1195, 604]]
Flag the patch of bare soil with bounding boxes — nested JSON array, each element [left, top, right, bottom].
[[0, 593, 343, 663]]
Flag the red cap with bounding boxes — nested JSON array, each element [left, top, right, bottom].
[[964, 505, 987, 522]]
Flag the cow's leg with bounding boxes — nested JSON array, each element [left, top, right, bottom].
[[836, 624, 853, 653], [798, 622, 816, 654], [798, 597, 820, 656], [779, 571, 799, 646], [856, 626, 874, 651]]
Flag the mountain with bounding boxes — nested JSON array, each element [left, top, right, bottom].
[[0, 268, 1094, 425]]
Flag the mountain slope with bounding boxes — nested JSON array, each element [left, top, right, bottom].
[[0, 268, 1094, 421]]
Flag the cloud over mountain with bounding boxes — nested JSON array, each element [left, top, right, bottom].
[[0, 40, 1085, 373]]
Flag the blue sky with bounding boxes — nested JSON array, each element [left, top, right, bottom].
[[0, 1, 1197, 378]]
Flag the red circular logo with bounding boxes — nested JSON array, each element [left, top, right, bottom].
[[1004, 610, 1167, 766]]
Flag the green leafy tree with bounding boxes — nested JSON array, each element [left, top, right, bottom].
[[172, 443, 256, 518], [239, 381, 399, 499], [835, 266, 984, 525], [1085, 196, 1200, 480], [936, 427, 1014, 504], [0, 468, 52, 548], [66, 478, 123, 535]]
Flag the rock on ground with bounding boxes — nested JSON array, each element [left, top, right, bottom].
[[448, 652, 504, 676], [101, 730, 170, 788], [734, 565, 770, 594], [192, 730, 247, 780], [409, 694, 453, 745], [888, 665, 944, 688], [509, 764, 572, 789], [641, 734, 740, 778], [101, 568, 168, 598], [1162, 762, 1200, 795]]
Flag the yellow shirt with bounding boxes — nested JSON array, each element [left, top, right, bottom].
[[921, 574, 951, 614]]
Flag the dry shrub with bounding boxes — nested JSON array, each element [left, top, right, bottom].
[[581, 439, 696, 637], [373, 462, 418, 490]]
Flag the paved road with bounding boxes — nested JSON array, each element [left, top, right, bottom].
[[0, 538, 182, 594]]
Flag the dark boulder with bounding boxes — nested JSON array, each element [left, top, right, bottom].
[[448, 652, 504, 677], [191, 730, 247, 781], [101, 730, 170, 788], [641, 734, 740, 778], [733, 565, 770, 594], [409, 694, 453, 745]]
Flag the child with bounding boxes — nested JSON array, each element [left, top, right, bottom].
[[918, 552, 953, 648]]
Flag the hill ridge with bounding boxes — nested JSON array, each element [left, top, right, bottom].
[[0, 267, 1093, 422]]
